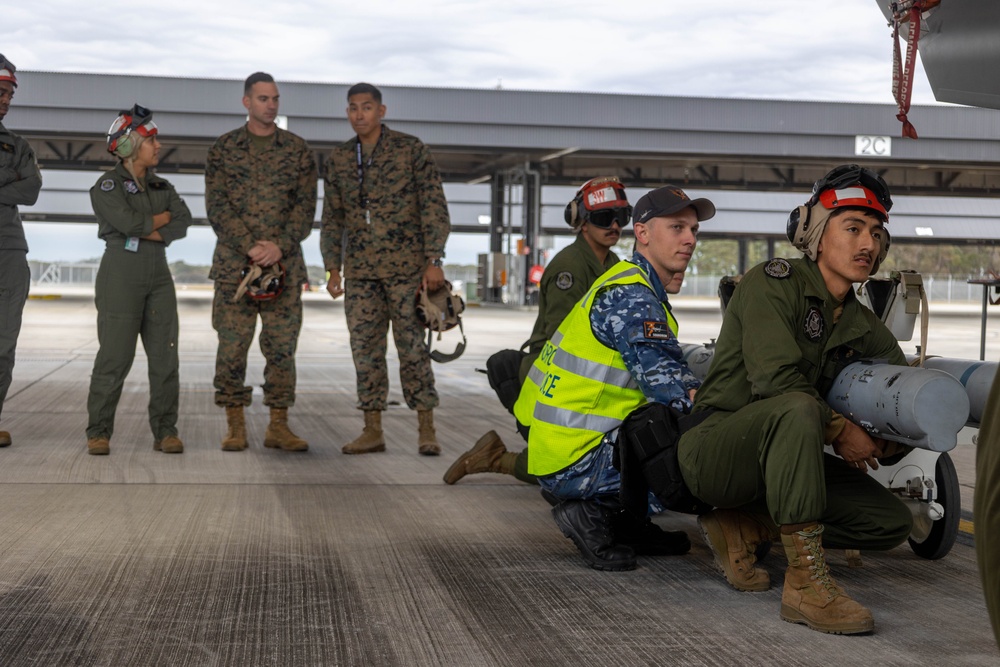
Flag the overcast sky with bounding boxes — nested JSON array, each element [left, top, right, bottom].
[[10, 0, 939, 266]]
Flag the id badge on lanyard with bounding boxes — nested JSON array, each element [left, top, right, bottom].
[[356, 134, 383, 225]]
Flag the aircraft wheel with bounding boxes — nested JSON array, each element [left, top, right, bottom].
[[908, 452, 961, 560]]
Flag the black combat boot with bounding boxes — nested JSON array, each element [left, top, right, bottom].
[[612, 510, 691, 556], [552, 500, 637, 571]]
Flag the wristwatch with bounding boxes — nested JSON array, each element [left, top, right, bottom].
[[429, 258, 443, 267]]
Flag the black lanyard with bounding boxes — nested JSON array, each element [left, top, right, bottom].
[[355, 130, 383, 210]]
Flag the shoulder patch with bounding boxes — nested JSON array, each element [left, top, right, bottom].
[[123, 179, 139, 194], [555, 271, 574, 290], [765, 258, 792, 279], [100, 179, 115, 192], [804, 306, 825, 341], [643, 321, 673, 341]]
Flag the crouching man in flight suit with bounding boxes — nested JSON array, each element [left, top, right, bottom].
[[444, 176, 630, 486], [678, 165, 912, 635], [513, 185, 715, 571]]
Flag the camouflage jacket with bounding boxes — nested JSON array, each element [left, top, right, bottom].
[[205, 125, 317, 285], [320, 125, 450, 280], [0, 121, 41, 251], [90, 163, 191, 248], [524, 233, 620, 356]]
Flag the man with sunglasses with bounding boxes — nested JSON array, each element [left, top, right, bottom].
[[0, 55, 41, 449], [443, 177, 629, 487], [677, 165, 911, 635], [510, 185, 713, 571]]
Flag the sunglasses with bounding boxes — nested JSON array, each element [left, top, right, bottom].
[[587, 206, 633, 229]]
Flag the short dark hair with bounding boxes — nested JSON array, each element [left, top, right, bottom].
[[244, 72, 275, 95], [347, 82, 382, 103]]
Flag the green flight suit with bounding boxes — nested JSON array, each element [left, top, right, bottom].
[[519, 233, 620, 383], [678, 257, 913, 550], [0, 120, 41, 426], [975, 376, 1000, 645], [86, 164, 191, 441]]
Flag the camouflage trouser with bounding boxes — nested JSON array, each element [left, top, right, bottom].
[[0, 250, 29, 423], [345, 273, 438, 411], [87, 243, 179, 440], [212, 280, 302, 408], [538, 432, 665, 514]]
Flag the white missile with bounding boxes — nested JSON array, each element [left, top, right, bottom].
[[825, 362, 969, 453], [905, 356, 997, 425], [679, 344, 969, 452], [680, 343, 715, 381]]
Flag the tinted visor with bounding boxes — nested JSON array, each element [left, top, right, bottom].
[[811, 164, 892, 213], [587, 206, 632, 229]]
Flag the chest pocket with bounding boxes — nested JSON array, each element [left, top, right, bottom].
[[0, 142, 17, 169]]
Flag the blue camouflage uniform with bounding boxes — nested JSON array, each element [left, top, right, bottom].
[[537, 250, 700, 503]]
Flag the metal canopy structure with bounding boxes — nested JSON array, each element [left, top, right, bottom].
[[8, 70, 1000, 197]]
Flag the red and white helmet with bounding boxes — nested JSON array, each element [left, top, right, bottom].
[[106, 103, 158, 157], [0, 54, 16, 88]]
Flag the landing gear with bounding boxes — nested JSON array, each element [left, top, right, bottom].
[[908, 452, 961, 560]]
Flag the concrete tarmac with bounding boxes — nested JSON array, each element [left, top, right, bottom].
[[0, 288, 995, 665]]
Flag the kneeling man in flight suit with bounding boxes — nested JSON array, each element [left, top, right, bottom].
[[513, 185, 715, 571], [678, 165, 912, 635]]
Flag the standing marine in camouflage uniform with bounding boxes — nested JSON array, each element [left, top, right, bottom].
[[443, 177, 629, 485], [86, 104, 192, 455], [0, 55, 41, 449], [321, 82, 450, 456], [206, 72, 317, 453]]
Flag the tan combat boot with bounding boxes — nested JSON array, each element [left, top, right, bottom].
[[442, 430, 517, 484], [698, 509, 774, 592], [221, 406, 248, 451], [417, 410, 440, 456], [87, 437, 110, 456], [264, 407, 308, 451], [780, 524, 874, 634], [342, 410, 386, 454], [0, 431, 11, 447], [154, 435, 184, 454]]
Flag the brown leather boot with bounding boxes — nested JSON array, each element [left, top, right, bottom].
[[87, 436, 110, 455], [221, 406, 248, 451], [154, 435, 184, 454], [342, 410, 385, 454], [0, 431, 11, 447], [698, 509, 773, 592], [417, 410, 440, 456], [442, 430, 517, 484], [264, 407, 308, 451], [780, 524, 875, 634]]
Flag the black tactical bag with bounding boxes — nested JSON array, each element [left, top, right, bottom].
[[616, 402, 712, 516]]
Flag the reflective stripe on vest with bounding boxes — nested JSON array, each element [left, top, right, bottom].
[[513, 262, 676, 476]]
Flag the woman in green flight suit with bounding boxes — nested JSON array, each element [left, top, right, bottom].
[[85, 104, 192, 455]]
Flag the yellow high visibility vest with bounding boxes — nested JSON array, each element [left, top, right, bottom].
[[513, 262, 678, 476]]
